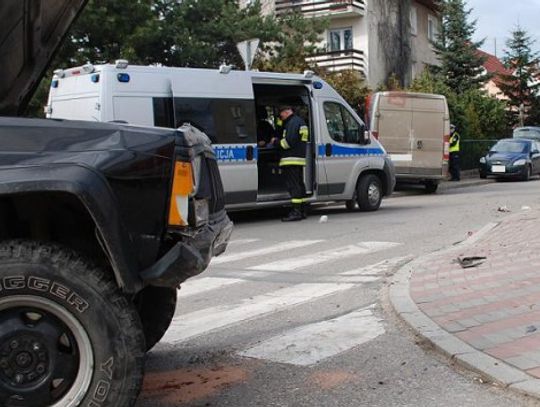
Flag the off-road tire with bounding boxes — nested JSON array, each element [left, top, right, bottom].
[[356, 174, 383, 212], [424, 181, 438, 194], [0, 241, 145, 407], [135, 286, 177, 351]]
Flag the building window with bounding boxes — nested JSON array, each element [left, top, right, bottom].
[[428, 15, 438, 42], [410, 7, 418, 36], [329, 28, 353, 52]]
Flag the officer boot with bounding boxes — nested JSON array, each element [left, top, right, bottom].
[[282, 205, 303, 222], [301, 203, 308, 219]]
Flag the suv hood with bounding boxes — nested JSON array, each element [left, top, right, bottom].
[[0, 0, 88, 116]]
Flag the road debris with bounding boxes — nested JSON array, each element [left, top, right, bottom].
[[319, 215, 328, 223], [526, 325, 538, 334], [497, 206, 511, 213], [456, 256, 487, 269]]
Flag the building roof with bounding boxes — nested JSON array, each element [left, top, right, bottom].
[[476, 49, 512, 77]]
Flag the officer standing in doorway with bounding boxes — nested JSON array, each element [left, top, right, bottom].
[[272, 105, 309, 222], [449, 124, 461, 181]]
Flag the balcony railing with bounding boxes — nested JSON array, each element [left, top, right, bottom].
[[275, 0, 366, 18], [307, 48, 366, 74]]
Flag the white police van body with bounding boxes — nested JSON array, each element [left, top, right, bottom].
[[47, 62, 395, 211]]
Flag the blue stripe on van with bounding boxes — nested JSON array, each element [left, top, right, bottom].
[[318, 144, 385, 157], [213, 145, 258, 162]]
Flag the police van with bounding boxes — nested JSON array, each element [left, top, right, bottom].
[[46, 61, 395, 211]]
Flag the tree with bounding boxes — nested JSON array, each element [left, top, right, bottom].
[[320, 70, 370, 115], [432, 0, 488, 94], [255, 12, 328, 73], [498, 26, 540, 126]]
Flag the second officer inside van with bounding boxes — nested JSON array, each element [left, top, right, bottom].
[[271, 104, 309, 222]]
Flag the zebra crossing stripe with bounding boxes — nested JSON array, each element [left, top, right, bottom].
[[239, 307, 385, 366], [211, 240, 323, 265], [249, 241, 401, 272], [178, 277, 247, 298], [160, 283, 354, 344]]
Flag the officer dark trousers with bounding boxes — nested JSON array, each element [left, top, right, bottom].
[[449, 152, 460, 181], [282, 166, 306, 220]]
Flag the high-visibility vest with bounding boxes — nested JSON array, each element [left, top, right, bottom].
[[449, 132, 460, 153]]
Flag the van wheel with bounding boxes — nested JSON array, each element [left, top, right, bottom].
[[424, 181, 438, 194], [135, 286, 177, 351], [356, 174, 383, 212], [0, 241, 145, 407]]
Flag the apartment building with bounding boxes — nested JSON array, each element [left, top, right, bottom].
[[243, 0, 440, 88]]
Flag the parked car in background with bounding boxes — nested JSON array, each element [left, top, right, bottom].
[[479, 138, 540, 181], [513, 126, 540, 141]]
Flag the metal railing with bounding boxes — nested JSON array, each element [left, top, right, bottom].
[[307, 48, 366, 73], [460, 139, 498, 170], [275, 0, 366, 16]]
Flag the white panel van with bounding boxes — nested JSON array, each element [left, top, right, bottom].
[[367, 91, 450, 193], [47, 63, 395, 211]]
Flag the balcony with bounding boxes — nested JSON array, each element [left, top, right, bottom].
[[307, 49, 366, 74], [275, 0, 366, 19]]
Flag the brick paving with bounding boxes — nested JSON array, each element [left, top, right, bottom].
[[409, 210, 540, 380]]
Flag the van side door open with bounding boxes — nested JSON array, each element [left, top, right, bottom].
[[172, 73, 258, 206]]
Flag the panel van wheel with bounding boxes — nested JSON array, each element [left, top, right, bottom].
[[479, 172, 487, 179], [135, 286, 177, 351], [356, 174, 383, 212], [0, 241, 145, 407], [424, 181, 438, 194]]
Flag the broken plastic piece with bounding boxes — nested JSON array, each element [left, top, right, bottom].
[[457, 256, 487, 269]]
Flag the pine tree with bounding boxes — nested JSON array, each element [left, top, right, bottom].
[[498, 26, 540, 126], [432, 0, 488, 94]]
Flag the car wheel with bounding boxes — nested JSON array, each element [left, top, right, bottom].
[[356, 174, 383, 212], [135, 286, 177, 351], [522, 165, 531, 181], [0, 241, 145, 407], [479, 172, 487, 179]]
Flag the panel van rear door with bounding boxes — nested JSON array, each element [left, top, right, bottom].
[[411, 96, 445, 177], [377, 94, 413, 176]]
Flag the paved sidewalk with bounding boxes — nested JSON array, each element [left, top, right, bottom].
[[390, 209, 540, 399]]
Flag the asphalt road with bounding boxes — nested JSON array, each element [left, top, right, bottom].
[[137, 179, 540, 407]]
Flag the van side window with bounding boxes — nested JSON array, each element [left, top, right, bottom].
[[173, 98, 256, 144], [153, 97, 175, 128], [323, 102, 365, 144]]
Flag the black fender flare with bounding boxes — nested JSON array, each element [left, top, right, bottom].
[[0, 164, 141, 292]]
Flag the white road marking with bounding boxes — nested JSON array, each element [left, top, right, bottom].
[[249, 242, 401, 272], [227, 238, 260, 246], [160, 283, 354, 344], [211, 240, 323, 265], [178, 276, 249, 298], [239, 307, 385, 366], [340, 256, 413, 276]]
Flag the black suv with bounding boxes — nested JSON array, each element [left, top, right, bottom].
[[0, 1, 232, 406]]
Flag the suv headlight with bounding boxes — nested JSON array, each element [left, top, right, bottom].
[[513, 158, 526, 166]]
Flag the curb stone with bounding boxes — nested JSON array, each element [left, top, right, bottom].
[[389, 216, 540, 400]]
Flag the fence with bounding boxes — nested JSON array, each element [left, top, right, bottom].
[[460, 139, 498, 170]]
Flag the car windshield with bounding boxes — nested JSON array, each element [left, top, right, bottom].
[[491, 141, 530, 154]]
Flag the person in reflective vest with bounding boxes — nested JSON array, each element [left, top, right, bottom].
[[449, 124, 461, 181], [272, 105, 309, 221]]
